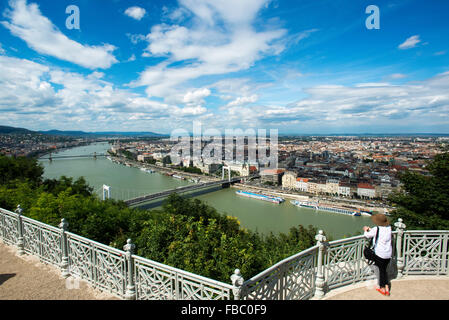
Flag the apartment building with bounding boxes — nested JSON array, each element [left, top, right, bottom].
[[282, 171, 298, 189]]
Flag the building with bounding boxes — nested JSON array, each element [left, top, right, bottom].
[[193, 160, 222, 174], [357, 183, 376, 199], [296, 178, 309, 192], [137, 153, 153, 162], [225, 163, 250, 176], [307, 180, 319, 195], [325, 179, 340, 195], [338, 182, 351, 197], [282, 171, 297, 190], [260, 169, 285, 186]]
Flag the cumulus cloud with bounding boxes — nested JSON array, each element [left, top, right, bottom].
[[1, 0, 118, 69], [182, 88, 211, 104], [131, 0, 287, 98], [398, 35, 421, 50], [0, 55, 56, 113], [226, 94, 259, 107], [124, 6, 146, 20], [219, 72, 449, 131], [0, 55, 182, 131]]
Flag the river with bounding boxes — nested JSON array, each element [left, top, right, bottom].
[[39, 142, 371, 239]]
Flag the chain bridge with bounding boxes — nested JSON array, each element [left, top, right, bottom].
[[40, 152, 107, 160]]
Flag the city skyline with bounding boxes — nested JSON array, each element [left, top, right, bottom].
[[0, 0, 449, 134]]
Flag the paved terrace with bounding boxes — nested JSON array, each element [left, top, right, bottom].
[[0, 242, 117, 300], [1, 241, 448, 300]]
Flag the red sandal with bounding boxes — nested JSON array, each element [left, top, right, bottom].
[[376, 287, 387, 296]]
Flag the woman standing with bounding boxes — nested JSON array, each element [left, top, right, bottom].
[[363, 213, 392, 296]]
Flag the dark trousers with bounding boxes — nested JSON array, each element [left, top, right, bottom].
[[373, 255, 391, 288]]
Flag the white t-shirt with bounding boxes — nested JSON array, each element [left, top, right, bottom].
[[364, 226, 392, 259]]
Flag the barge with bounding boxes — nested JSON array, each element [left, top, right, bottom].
[[236, 190, 285, 204]]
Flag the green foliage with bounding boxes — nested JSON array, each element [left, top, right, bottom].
[[0, 155, 44, 186], [0, 156, 320, 283], [389, 152, 449, 230], [176, 166, 203, 174]]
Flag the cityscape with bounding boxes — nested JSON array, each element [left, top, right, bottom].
[[0, 0, 448, 304]]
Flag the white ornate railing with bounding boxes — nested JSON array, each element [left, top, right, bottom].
[[402, 230, 449, 276], [133, 255, 233, 300], [240, 246, 317, 300], [0, 206, 234, 300], [66, 232, 128, 297], [1, 206, 448, 300]]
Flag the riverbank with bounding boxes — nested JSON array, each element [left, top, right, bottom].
[[108, 154, 219, 183], [232, 183, 391, 215], [40, 142, 373, 238], [108, 151, 392, 215], [36, 140, 98, 159]]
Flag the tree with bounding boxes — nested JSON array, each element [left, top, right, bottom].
[[0, 155, 44, 186], [389, 152, 449, 230], [0, 155, 323, 282]]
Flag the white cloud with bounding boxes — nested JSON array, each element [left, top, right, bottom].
[[0, 55, 184, 131], [124, 6, 146, 20], [389, 73, 407, 79], [127, 54, 136, 62], [226, 94, 259, 107], [131, 0, 287, 98], [0, 43, 5, 55], [182, 88, 211, 104], [1, 0, 118, 69], [398, 35, 421, 50], [218, 71, 449, 131]]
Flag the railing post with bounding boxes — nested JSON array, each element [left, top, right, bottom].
[[59, 218, 70, 278], [124, 239, 136, 300], [314, 230, 327, 299], [230, 269, 244, 300], [15, 205, 24, 256], [394, 218, 406, 278]]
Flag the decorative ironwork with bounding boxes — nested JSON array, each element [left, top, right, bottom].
[[22, 217, 62, 265], [67, 232, 127, 298], [241, 247, 318, 300], [1, 207, 448, 301], [283, 249, 317, 300], [324, 236, 372, 290], [134, 256, 233, 300], [0, 208, 19, 245], [403, 231, 449, 276]]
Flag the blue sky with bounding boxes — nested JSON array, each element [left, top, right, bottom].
[[0, 0, 448, 134]]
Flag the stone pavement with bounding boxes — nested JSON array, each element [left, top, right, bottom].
[[324, 276, 449, 300], [0, 241, 117, 300]]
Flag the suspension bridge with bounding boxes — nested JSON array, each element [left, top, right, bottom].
[[96, 170, 260, 206], [40, 152, 107, 160]]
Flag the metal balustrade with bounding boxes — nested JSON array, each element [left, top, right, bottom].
[[1, 206, 448, 300]]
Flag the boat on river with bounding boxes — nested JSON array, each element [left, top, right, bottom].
[[291, 200, 361, 216], [236, 190, 285, 204]]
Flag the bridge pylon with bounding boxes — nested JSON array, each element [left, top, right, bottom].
[[102, 185, 111, 200], [222, 165, 231, 182]]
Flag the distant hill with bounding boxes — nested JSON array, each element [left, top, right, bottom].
[[40, 130, 89, 137], [0, 125, 36, 134], [0, 125, 166, 137], [39, 130, 167, 138]]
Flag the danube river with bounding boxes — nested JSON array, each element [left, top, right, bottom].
[[40, 142, 371, 239]]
